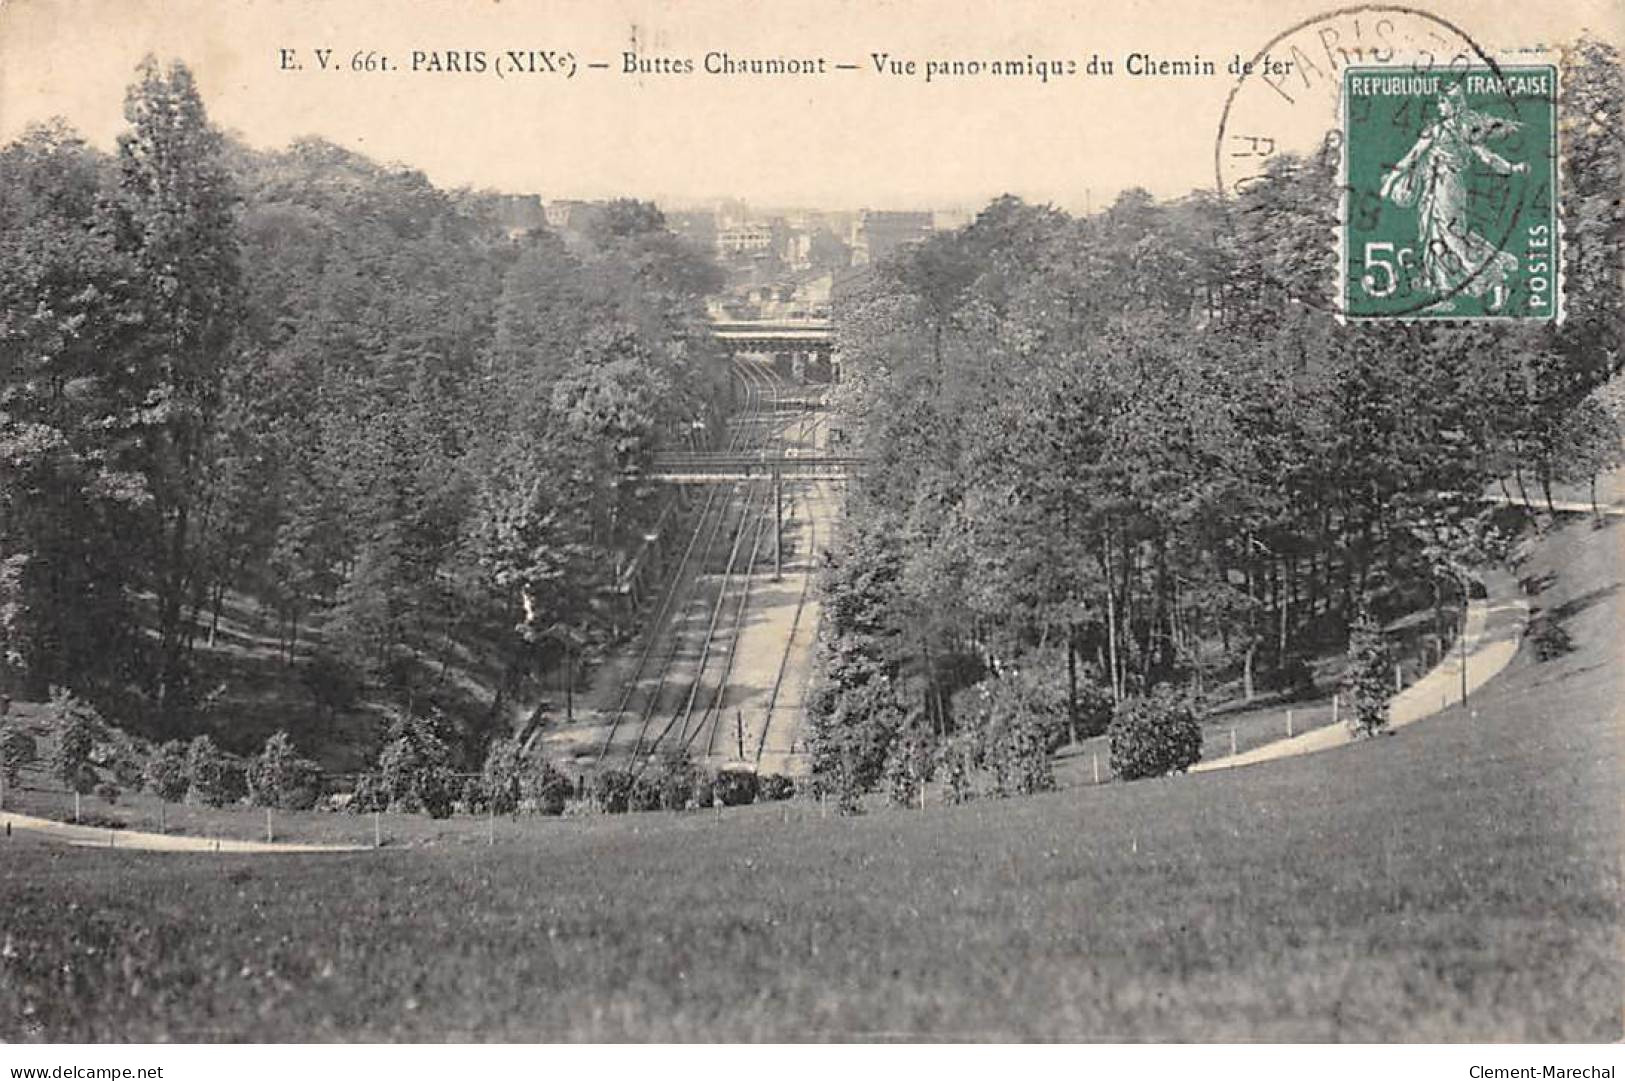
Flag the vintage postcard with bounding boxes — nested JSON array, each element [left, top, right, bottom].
[[0, 0, 1620, 1062]]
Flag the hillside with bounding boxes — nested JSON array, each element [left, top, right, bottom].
[[2, 513, 1617, 1040]]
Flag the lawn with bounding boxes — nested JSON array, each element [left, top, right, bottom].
[[0, 517, 1618, 1041]]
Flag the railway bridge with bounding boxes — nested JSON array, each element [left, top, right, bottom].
[[708, 318, 837, 382]]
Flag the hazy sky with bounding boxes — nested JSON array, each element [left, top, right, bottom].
[[1, 0, 1617, 212]]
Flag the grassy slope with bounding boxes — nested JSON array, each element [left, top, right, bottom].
[[1, 519, 1618, 1042]]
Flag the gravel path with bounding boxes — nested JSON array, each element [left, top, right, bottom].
[[1192, 568, 1530, 773], [0, 810, 367, 853]]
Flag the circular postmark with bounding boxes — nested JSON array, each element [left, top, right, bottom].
[[1215, 5, 1555, 319]]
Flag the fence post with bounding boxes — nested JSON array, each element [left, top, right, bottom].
[[1331, 694, 1340, 727], [1395, 663, 1403, 693], [265, 807, 273, 844], [373, 810, 381, 849], [1092, 752, 1100, 785], [1230, 727, 1238, 757], [1286, 709, 1294, 738]]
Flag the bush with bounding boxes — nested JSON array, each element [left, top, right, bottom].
[[689, 774, 715, 810], [248, 731, 325, 810], [349, 772, 389, 814], [143, 740, 191, 805], [186, 734, 237, 807], [652, 751, 699, 811], [94, 781, 120, 805], [629, 775, 663, 812], [1071, 678, 1116, 740], [1531, 616, 1573, 661], [758, 774, 795, 802], [481, 737, 524, 815], [713, 768, 759, 807], [1107, 686, 1202, 781], [0, 725, 37, 787], [1343, 607, 1393, 738], [48, 687, 102, 794], [521, 755, 569, 816], [375, 712, 456, 818], [953, 677, 1056, 798], [938, 732, 977, 805], [884, 724, 932, 807], [591, 768, 634, 813]]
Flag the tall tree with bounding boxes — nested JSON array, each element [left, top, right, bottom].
[[111, 57, 244, 729]]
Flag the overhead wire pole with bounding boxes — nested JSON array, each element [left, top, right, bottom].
[[774, 464, 784, 581]]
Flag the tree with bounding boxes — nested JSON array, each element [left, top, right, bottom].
[[0, 124, 146, 704], [375, 711, 456, 818], [1342, 606, 1393, 737], [0, 724, 37, 807], [143, 739, 190, 830], [247, 730, 323, 809], [48, 687, 102, 819], [111, 57, 245, 727], [1106, 686, 1202, 781], [185, 733, 236, 807], [481, 736, 525, 816]]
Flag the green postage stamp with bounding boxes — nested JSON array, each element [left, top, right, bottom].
[[1342, 65, 1558, 321]]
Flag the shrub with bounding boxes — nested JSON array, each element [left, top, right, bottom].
[[652, 751, 699, 811], [629, 775, 663, 812], [758, 774, 795, 802], [1531, 616, 1573, 661], [938, 731, 977, 805], [1071, 678, 1116, 740], [884, 724, 932, 807], [48, 687, 102, 794], [689, 774, 715, 810], [375, 711, 456, 818], [713, 768, 759, 807], [248, 730, 324, 810], [0, 725, 36, 787], [807, 661, 906, 796], [349, 772, 389, 814], [521, 755, 569, 816], [143, 740, 191, 805], [186, 734, 237, 807], [591, 768, 634, 813], [94, 781, 120, 805], [1343, 607, 1393, 738], [1107, 686, 1202, 781], [481, 737, 525, 815]]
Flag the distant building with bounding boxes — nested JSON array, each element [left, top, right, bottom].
[[717, 222, 774, 255], [855, 210, 934, 265], [543, 200, 594, 232]]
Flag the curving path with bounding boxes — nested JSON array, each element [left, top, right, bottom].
[[1192, 567, 1530, 773], [0, 810, 367, 853]]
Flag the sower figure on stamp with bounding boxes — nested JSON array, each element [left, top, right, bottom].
[[1379, 83, 1529, 310]]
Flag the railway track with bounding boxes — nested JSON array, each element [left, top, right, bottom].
[[639, 360, 785, 765], [754, 408, 828, 768], [592, 358, 773, 764], [591, 354, 830, 777]]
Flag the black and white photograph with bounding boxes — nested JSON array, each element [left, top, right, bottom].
[[0, 0, 1620, 1062]]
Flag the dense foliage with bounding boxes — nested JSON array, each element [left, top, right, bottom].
[[810, 38, 1623, 796], [0, 59, 725, 775], [1107, 687, 1204, 781]]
